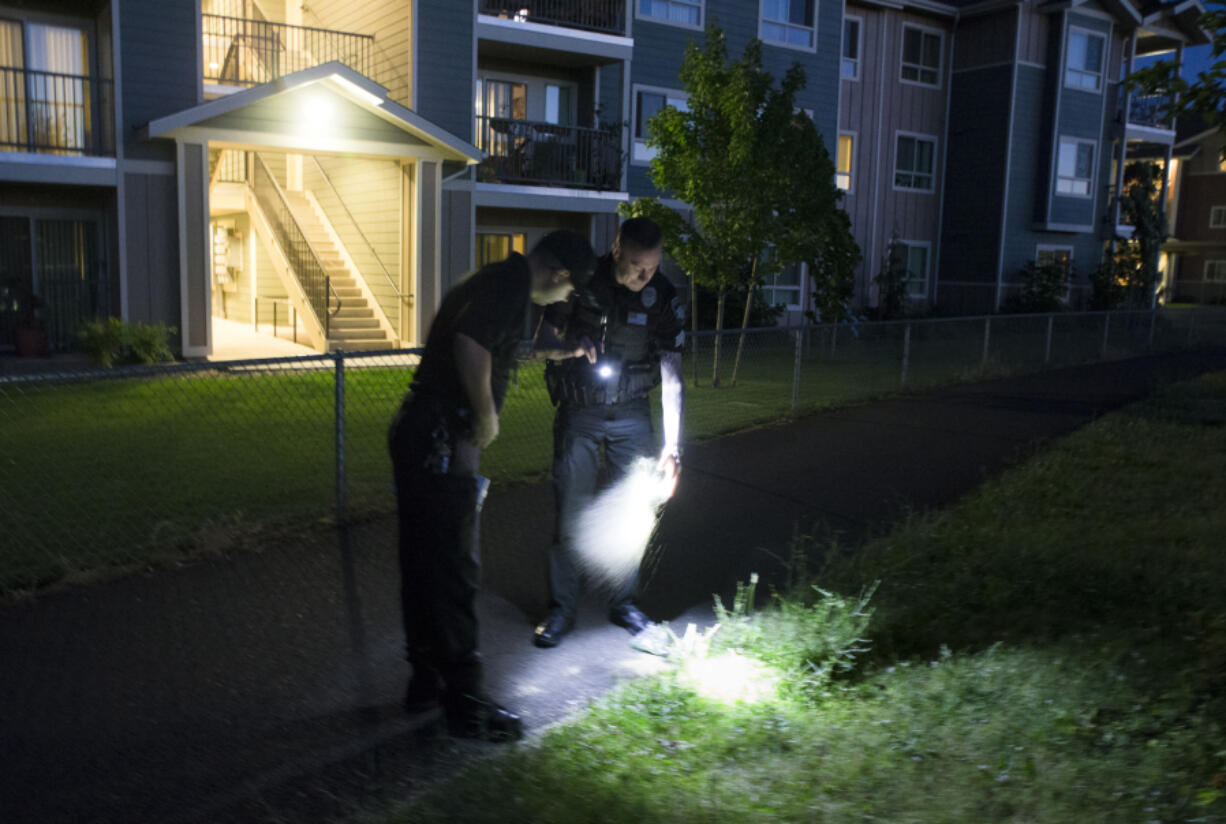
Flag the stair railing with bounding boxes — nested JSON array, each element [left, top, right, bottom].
[[251, 153, 341, 338]]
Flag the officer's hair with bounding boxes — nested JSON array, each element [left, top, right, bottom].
[[617, 217, 661, 252]]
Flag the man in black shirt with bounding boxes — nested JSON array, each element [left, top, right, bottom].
[[533, 217, 685, 649], [389, 230, 596, 742]]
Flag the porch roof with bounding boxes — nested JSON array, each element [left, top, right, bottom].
[[141, 62, 482, 164]]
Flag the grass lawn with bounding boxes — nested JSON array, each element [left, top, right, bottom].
[[0, 316, 1181, 595], [374, 371, 1226, 824]]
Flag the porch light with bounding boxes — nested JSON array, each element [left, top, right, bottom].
[[300, 92, 335, 131], [327, 74, 384, 107]]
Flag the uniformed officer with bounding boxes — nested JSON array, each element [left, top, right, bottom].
[[389, 230, 596, 741], [533, 217, 685, 648]]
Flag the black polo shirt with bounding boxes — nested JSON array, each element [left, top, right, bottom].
[[411, 253, 531, 412]]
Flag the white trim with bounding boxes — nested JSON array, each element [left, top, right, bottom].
[[899, 22, 944, 89], [1064, 25, 1107, 93], [111, 0, 128, 321], [477, 12, 632, 45], [1210, 205, 1226, 228], [837, 131, 856, 193], [1203, 259, 1226, 281], [759, 0, 818, 53], [634, 0, 704, 31], [895, 239, 932, 298], [869, 18, 888, 305], [1055, 135, 1097, 198], [935, 15, 955, 301], [473, 182, 629, 213], [995, 4, 1021, 309], [160, 127, 455, 161], [842, 15, 862, 81], [892, 130, 939, 193], [630, 83, 688, 166], [1041, 221, 1096, 232]]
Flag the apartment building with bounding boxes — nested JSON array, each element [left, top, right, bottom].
[[0, 0, 1208, 358], [1162, 120, 1226, 304]]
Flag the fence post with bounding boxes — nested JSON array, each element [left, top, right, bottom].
[[792, 329, 803, 410], [900, 324, 911, 389], [335, 350, 347, 524], [1100, 312, 1111, 360], [1044, 314, 1054, 365], [980, 316, 992, 372]]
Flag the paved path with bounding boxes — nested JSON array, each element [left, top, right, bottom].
[[3, 350, 1224, 823]]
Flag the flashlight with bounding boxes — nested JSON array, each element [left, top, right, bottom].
[[596, 361, 619, 381]]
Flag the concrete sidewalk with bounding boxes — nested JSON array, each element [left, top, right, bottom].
[[3, 349, 1224, 823]]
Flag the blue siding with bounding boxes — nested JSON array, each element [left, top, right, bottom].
[[938, 65, 1010, 292], [416, 0, 474, 141], [120, 0, 197, 161]]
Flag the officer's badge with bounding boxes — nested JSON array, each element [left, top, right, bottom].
[[641, 286, 657, 308]]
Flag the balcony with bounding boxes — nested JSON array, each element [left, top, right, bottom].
[[0, 68, 114, 157], [479, 0, 626, 35], [1121, 92, 1175, 143], [475, 115, 622, 190], [202, 14, 373, 88]]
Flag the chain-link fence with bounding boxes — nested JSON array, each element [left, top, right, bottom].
[[2, 307, 1225, 595]]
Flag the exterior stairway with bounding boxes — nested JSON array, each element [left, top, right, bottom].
[[282, 190, 391, 351]]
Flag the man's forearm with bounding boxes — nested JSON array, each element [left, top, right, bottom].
[[659, 351, 684, 455], [455, 332, 496, 434]]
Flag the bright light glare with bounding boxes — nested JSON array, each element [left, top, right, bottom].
[[681, 651, 778, 705], [569, 457, 671, 588], [327, 73, 385, 107], [598, 364, 614, 379], [300, 92, 334, 131]]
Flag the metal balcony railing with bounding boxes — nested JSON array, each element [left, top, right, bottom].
[[1123, 92, 1173, 131], [202, 14, 373, 87], [0, 68, 114, 156], [474, 115, 623, 190], [479, 0, 626, 35]]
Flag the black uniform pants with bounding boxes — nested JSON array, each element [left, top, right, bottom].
[[389, 393, 485, 696], [549, 396, 655, 618]]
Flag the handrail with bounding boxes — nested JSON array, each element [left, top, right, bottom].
[[473, 114, 623, 190], [0, 67, 114, 156], [202, 13, 373, 86], [305, 156, 406, 307], [478, 0, 625, 35], [251, 154, 342, 338]]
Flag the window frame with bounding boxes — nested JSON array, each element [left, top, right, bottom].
[[893, 131, 938, 193], [635, 0, 703, 31], [1055, 136, 1096, 199], [836, 131, 855, 193], [1204, 260, 1226, 282], [631, 83, 688, 165], [900, 23, 943, 89], [893, 240, 931, 299], [1064, 26, 1106, 93], [1035, 244, 1075, 300], [759, 0, 817, 53], [1210, 205, 1226, 228], [841, 16, 861, 80], [760, 261, 805, 310]]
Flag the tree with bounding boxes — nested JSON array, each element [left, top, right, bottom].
[[621, 23, 859, 387], [1127, 4, 1226, 128], [1095, 162, 1168, 309]]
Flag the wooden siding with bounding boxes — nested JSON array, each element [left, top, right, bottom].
[[300, 0, 412, 107], [303, 155, 403, 327], [1176, 172, 1226, 242], [441, 187, 473, 290], [953, 11, 1016, 73], [842, 5, 952, 304], [122, 172, 181, 327], [416, 0, 475, 141], [1017, 4, 1048, 66], [119, 0, 198, 161]]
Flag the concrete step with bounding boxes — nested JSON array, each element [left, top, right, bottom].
[[332, 287, 364, 299], [333, 307, 374, 319], [328, 338, 389, 352], [329, 317, 380, 331]]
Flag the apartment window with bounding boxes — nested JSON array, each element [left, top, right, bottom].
[[475, 79, 527, 120], [544, 84, 573, 126], [837, 133, 854, 191], [1036, 246, 1074, 297], [1210, 205, 1226, 228], [901, 25, 942, 87], [638, 0, 702, 27], [475, 232, 526, 268], [1065, 28, 1105, 92], [761, 0, 816, 51], [842, 18, 861, 79], [891, 242, 929, 298], [0, 18, 94, 154], [1056, 137, 1095, 197], [633, 86, 687, 163], [762, 263, 802, 308], [1205, 260, 1226, 282], [894, 133, 936, 191]]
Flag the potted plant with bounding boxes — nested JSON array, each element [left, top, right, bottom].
[[3, 277, 48, 357]]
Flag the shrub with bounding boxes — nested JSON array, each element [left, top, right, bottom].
[[1002, 260, 1072, 314], [77, 317, 176, 367]]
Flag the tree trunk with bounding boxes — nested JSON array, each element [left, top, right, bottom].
[[711, 287, 727, 388], [690, 270, 700, 387], [731, 259, 758, 387]]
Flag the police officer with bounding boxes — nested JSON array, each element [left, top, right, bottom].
[[533, 217, 685, 648], [389, 230, 596, 741]]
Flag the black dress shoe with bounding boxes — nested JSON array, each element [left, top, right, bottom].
[[533, 611, 574, 648], [609, 603, 651, 635], [445, 693, 524, 743]]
